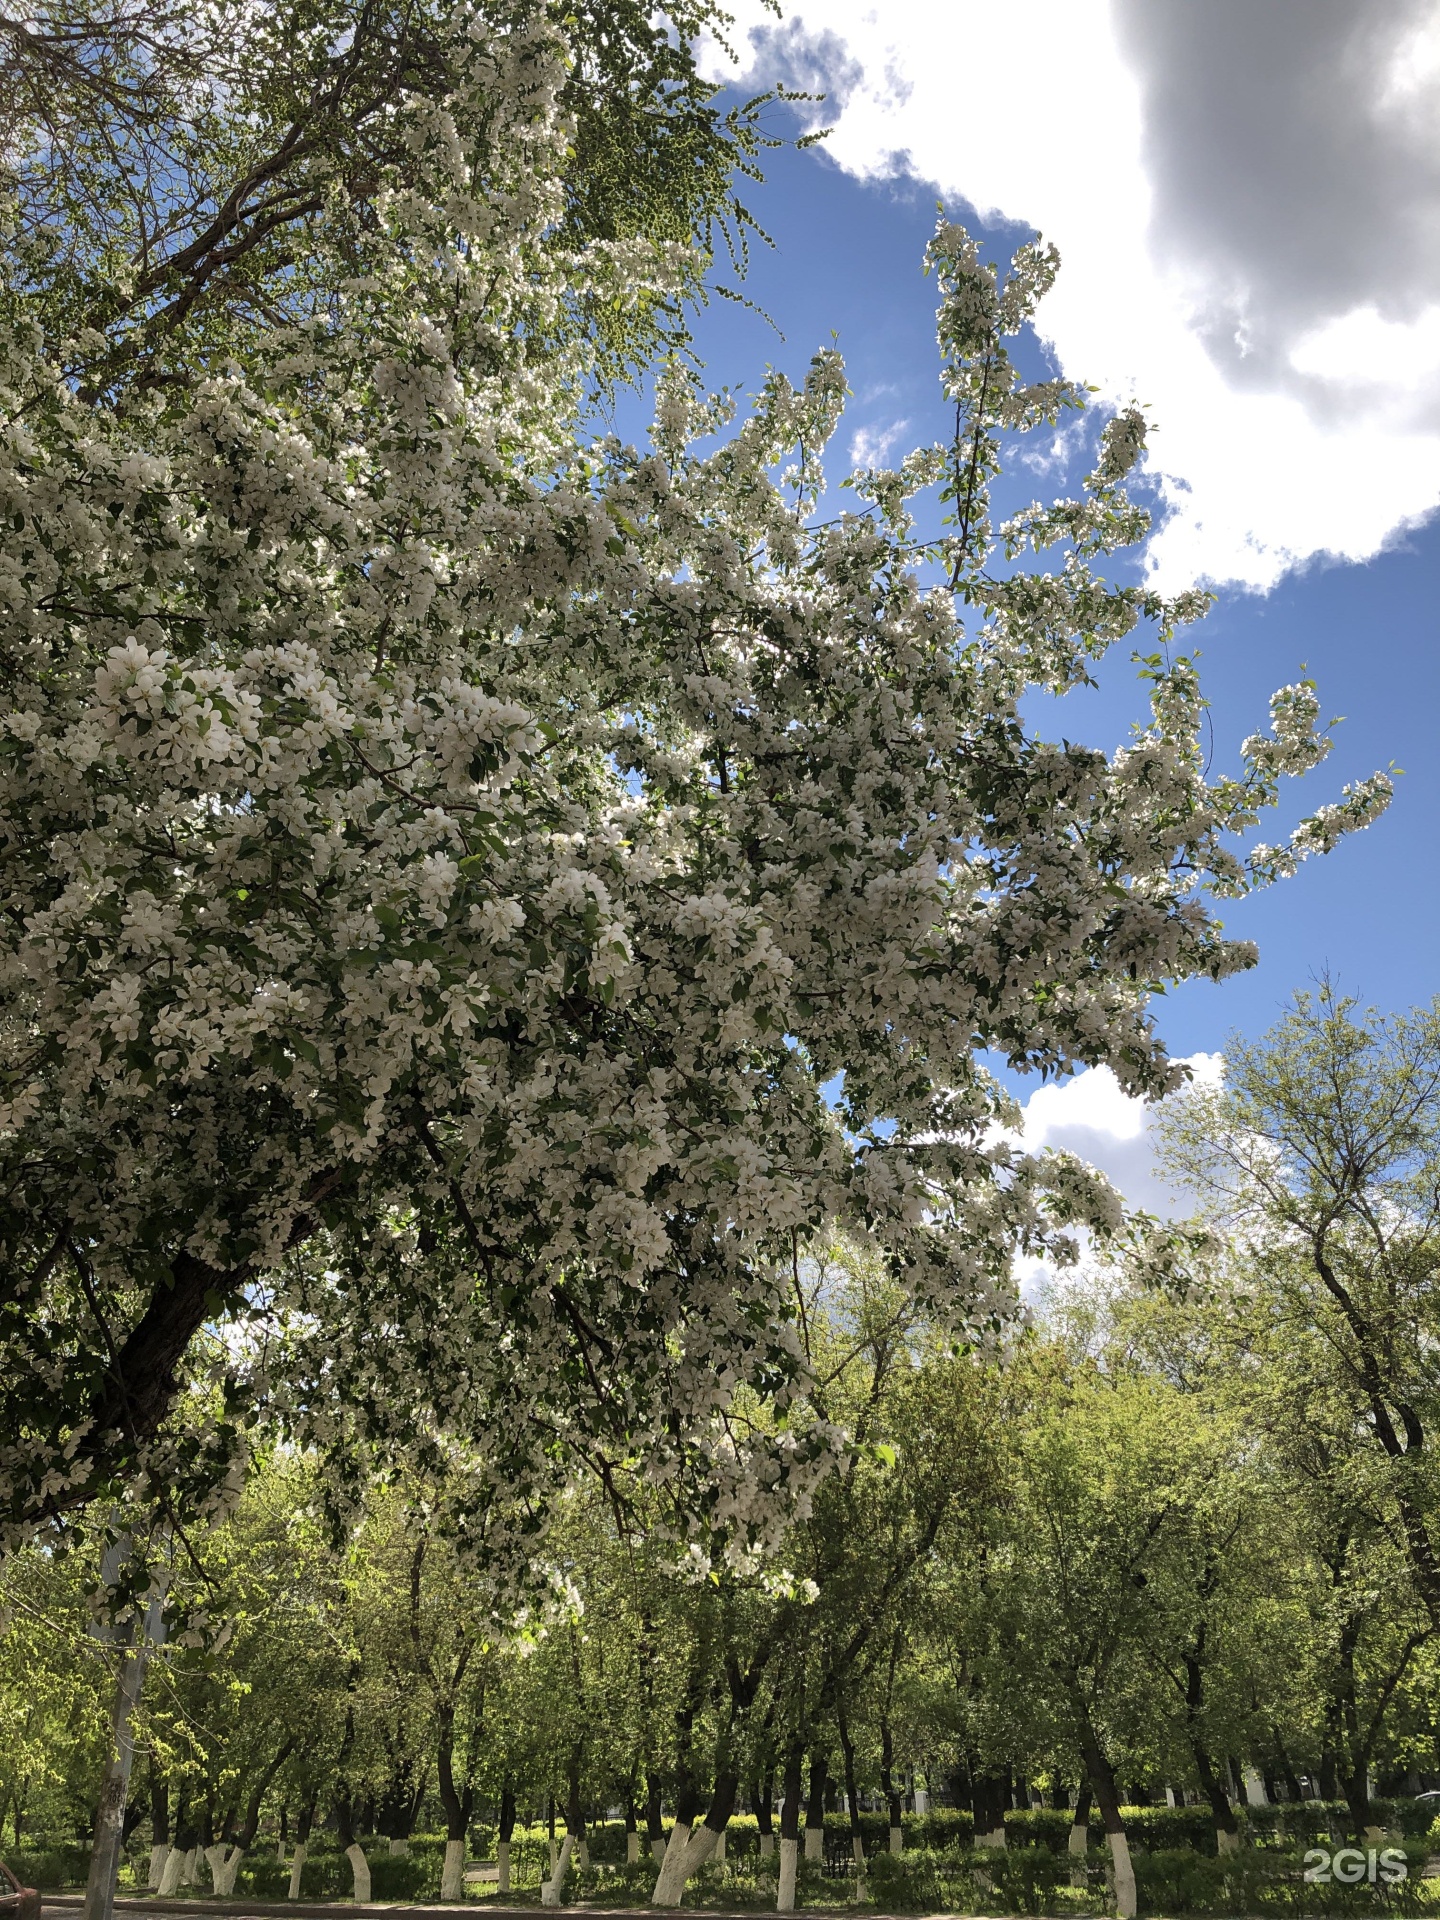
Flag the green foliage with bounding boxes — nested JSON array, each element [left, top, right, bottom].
[[1133, 1845, 1440, 1918], [867, 1843, 1101, 1916], [4, 1848, 91, 1890]]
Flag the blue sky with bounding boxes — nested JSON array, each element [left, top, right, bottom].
[[627, 2, 1440, 1202]]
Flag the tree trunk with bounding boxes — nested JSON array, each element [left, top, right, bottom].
[[1078, 1721, 1135, 1920], [777, 1740, 803, 1914], [651, 1772, 737, 1907], [837, 1706, 866, 1889], [1191, 1740, 1239, 1856], [148, 1763, 169, 1890], [1068, 1784, 1092, 1859], [217, 1739, 295, 1895], [753, 1774, 774, 1859], [335, 1760, 370, 1906], [880, 1718, 903, 1854], [803, 1751, 827, 1864], [541, 1836, 573, 1908], [498, 1784, 515, 1894], [286, 1842, 308, 1902], [345, 1845, 372, 1904], [546, 1747, 585, 1901], [973, 1770, 1008, 1849], [626, 1795, 641, 1864], [646, 1776, 666, 1864], [287, 1803, 315, 1903], [650, 1656, 704, 1901], [84, 1593, 163, 1920], [159, 1805, 191, 1904]]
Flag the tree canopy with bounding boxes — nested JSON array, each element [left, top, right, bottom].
[[0, 0, 1390, 1608]]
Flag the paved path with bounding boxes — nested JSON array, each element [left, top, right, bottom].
[[42, 1899, 967, 1920]]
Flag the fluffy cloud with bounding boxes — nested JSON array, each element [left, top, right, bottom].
[[705, 0, 1440, 590], [1009, 1055, 1221, 1302], [1016, 1054, 1222, 1217]]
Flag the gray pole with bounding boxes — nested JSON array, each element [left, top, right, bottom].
[[83, 1566, 168, 1920]]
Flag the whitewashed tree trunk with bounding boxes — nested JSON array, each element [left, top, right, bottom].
[[389, 1838, 409, 1857], [180, 1847, 199, 1888], [802, 1827, 822, 1863], [851, 1836, 867, 1901], [216, 1845, 246, 1896], [1067, 1821, 1088, 1857], [548, 1838, 559, 1877], [345, 1843, 371, 1905], [651, 1834, 667, 1864], [541, 1833, 574, 1907], [576, 1839, 590, 1871], [650, 1822, 718, 1907], [1108, 1831, 1136, 1920], [649, 1821, 689, 1905], [496, 1841, 511, 1893], [277, 1842, 288, 1865], [157, 1849, 184, 1897], [442, 1838, 466, 1900], [148, 1845, 168, 1888], [889, 1826, 903, 1856], [758, 1834, 774, 1860], [1216, 1828, 1239, 1856], [205, 1845, 227, 1890], [287, 1841, 308, 1900], [626, 1832, 641, 1864], [776, 1837, 798, 1912], [713, 1831, 725, 1866]]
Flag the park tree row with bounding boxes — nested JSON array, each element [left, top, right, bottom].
[[10, 990, 1440, 1920]]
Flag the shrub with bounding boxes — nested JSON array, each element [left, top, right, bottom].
[[5, 1849, 89, 1891]]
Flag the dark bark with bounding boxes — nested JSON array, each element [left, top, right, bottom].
[[879, 1719, 902, 1831], [804, 1750, 828, 1844], [671, 1652, 706, 1828], [750, 1775, 774, 1837], [1076, 1723, 1125, 1843], [644, 1777, 663, 1846], [231, 1739, 295, 1863], [779, 1739, 804, 1844], [564, 1745, 585, 1844], [836, 1705, 863, 1865], [498, 1785, 516, 1846], [1191, 1740, 1237, 1843], [333, 1705, 359, 1853], [436, 1703, 474, 1843], [149, 1765, 169, 1848], [698, 1770, 740, 1846]]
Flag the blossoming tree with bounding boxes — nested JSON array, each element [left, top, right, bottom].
[[0, 0, 1391, 1585]]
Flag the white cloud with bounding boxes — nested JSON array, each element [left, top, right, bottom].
[[1008, 1054, 1221, 1302], [1016, 1054, 1222, 1217], [704, 0, 1440, 590], [848, 418, 910, 467]]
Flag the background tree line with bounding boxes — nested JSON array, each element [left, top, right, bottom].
[[8, 992, 1440, 1917]]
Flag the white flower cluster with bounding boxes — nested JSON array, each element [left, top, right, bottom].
[[0, 35, 1390, 1599]]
